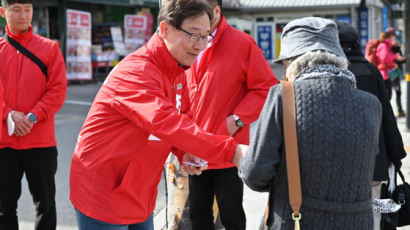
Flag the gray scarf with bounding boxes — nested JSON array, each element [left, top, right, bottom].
[[294, 64, 357, 88]]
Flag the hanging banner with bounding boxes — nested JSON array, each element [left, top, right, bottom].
[[254, 22, 275, 61], [359, 8, 369, 53], [66, 9, 92, 81], [124, 14, 147, 54]]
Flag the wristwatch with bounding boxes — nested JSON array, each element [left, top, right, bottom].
[[232, 114, 245, 128], [27, 112, 38, 124]]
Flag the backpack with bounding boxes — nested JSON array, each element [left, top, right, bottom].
[[365, 39, 380, 66]]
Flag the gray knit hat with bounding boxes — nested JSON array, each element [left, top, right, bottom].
[[273, 17, 346, 63]]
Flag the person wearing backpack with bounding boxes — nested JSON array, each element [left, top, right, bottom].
[[375, 29, 406, 100]]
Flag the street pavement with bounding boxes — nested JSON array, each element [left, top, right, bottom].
[[15, 65, 410, 229]]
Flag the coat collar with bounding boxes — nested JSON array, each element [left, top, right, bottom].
[[212, 15, 229, 46], [6, 25, 33, 43], [145, 33, 187, 80]]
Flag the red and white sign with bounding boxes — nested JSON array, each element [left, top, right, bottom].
[[124, 14, 153, 54], [66, 9, 92, 81], [124, 15, 147, 30], [67, 9, 91, 29]]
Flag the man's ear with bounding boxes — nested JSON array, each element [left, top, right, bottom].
[[159, 21, 169, 39], [211, 5, 221, 26], [213, 5, 221, 18], [0, 7, 6, 18]]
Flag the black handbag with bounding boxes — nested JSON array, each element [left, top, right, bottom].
[[393, 169, 410, 227], [380, 183, 399, 230]]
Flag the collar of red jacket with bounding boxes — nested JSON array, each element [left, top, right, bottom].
[[212, 15, 229, 45], [6, 24, 33, 43], [146, 33, 188, 79]]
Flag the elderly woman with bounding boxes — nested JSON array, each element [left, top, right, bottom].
[[70, 0, 246, 229], [240, 17, 382, 230]]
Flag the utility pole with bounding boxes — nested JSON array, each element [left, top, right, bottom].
[[405, 0, 410, 129]]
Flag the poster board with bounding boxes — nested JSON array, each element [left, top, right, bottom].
[[66, 9, 92, 81], [124, 14, 147, 54], [110, 27, 127, 56], [254, 22, 276, 61]]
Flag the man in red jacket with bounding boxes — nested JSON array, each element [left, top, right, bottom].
[[69, 1, 247, 229], [0, 0, 67, 229], [184, 1, 278, 229]]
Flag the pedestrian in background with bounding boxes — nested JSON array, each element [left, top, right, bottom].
[[336, 21, 407, 230], [0, 0, 67, 229], [240, 17, 382, 230], [69, 0, 246, 229], [180, 0, 278, 229], [390, 28, 406, 117], [375, 28, 406, 100]]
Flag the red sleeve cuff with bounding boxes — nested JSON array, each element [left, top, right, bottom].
[[224, 138, 238, 163]]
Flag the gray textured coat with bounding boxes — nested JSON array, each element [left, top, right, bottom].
[[240, 67, 382, 230]]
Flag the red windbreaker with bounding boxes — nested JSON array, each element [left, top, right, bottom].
[[185, 17, 278, 169], [0, 25, 67, 149], [70, 33, 238, 224]]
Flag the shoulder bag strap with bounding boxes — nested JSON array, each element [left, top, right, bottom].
[[4, 35, 48, 80], [281, 80, 302, 230]]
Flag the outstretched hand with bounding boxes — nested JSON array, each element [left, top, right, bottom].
[[182, 153, 208, 176]]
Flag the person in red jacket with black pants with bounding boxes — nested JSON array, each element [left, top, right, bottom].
[[0, 0, 67, 229], [69, 1, 247, 230], [184, 1, 278, 229]]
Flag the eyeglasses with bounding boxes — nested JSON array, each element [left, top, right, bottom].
[[177, 27, 214, 44]]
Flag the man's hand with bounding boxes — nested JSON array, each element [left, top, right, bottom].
[[11, 111, 33, 136], [226, 115, 240, 136], [233, 144, 249, 168], [182, 153, 208, 176]]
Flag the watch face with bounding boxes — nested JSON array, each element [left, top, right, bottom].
[[236, 119, 245, 127], [28, 113, 37, 123]]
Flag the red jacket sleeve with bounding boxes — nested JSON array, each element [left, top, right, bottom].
[[233, 41, 278, 125], [111, 66, 237, 165], [30, 42, 67, 122]]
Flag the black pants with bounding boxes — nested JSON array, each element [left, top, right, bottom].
[[0, 147, 58, 230], [392, 77, 403, 111], [189, 167, 246, 230]]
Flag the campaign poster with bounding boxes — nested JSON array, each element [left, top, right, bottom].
[[124, 14, 147, 54], [66, 9, 92, 81]]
